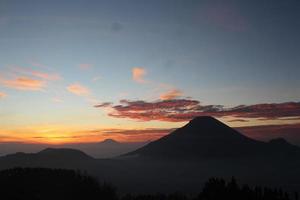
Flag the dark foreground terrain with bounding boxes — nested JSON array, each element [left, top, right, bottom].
[[0, 117, 300, 194], [0, 167, 298, 200]]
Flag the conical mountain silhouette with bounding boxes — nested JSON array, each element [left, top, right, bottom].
[[124, 116, 281, 159]]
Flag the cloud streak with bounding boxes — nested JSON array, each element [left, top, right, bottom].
[[160, 89, 182, 100], [0, 77, 46, 91], [67, 83, 90, 96], [11, 67, 61, 81], [95, 99, 300, 122], [30, 71, 61, 80]]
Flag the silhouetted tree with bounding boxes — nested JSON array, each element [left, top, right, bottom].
[[0, 167, 117, 200], [0, 168, 298, 200]]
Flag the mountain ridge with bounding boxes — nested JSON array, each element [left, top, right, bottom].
[[123, 116, 299, 159]]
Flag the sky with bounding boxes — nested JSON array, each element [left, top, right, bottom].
[[0, 0, 300, 144]]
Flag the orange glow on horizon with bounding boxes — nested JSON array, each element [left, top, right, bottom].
[[1, 117, 299, 145]]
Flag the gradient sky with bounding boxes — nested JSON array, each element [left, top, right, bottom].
[[0, 0, 300, 144]]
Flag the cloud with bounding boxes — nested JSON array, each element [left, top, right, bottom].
[[67, 83, 90, 96], [101, 128, 174, 136], [83, 127, 174, 142], [95, 99, 300, 122], [160, 89, 182, 100], [237, 123, 300, 145], [11, 67, 61, 81], [94, 102, 113, 108], [132, 67, 147, 83], [0, 77, 46, 91], [79, 64, 93, 70], [0, 92, 7, 98], [30, 71, 61, 80], [228, 119, 249, 123]]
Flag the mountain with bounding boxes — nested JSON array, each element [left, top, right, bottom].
[[124, 116, 300, 159], [64, 139, 148, 158], [37, 148, 93, 160], [1, 117, 300, 194], [0, 148, 94, 170], [0, 140, 148, 158], [100, 138, 120, 145]]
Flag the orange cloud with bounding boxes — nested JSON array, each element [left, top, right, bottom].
[[160, 89, 182, 100], [0, 91, 7, 98], [132, 67, 146, 83], [0, 76, 46, 91], [67, 83, 90, 96], [10, 67, 61, 81]]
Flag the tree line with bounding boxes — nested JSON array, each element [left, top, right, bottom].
[[0, 167, 298, 200]]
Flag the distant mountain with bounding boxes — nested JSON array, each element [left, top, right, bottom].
[[0, 140, 148, 158], [124, 116, 300, 159], [100, 138, 120, 145], [37, 148, 94, 160], [64, 139, 148, 158], [0, 148, 94, 170]]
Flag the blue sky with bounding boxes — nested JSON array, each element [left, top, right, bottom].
[[0, 0, 300, 143]]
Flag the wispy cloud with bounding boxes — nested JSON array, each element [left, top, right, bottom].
[[95, 99, 300, 122], [0, 91, 7, 98], [160, 89, 182, 100], [11, 66, 61, 80], [0, 77, 46, 91], [67, 83, 90, 96], [94, 102, 113, 108], [30, 71, 61, 80], [132, 67, 147, 83]]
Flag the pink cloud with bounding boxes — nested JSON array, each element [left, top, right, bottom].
[[132, 67, 147, 83], [160, 89, 182, 100], [95, 99, 300, 122], [67, 83, 90, 96], [0, 77, 46, 91]]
